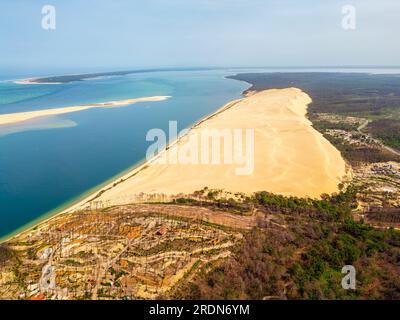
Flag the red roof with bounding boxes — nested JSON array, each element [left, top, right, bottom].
[[157, 227, 168, 235]]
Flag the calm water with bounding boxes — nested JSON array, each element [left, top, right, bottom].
[[0, 69, 249, 238], [2, 67, 400, 239]]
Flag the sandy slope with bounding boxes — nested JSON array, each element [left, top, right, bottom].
[[65, 88, 347, 212], [0, 96, 170, 125]]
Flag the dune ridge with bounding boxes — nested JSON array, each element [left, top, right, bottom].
[[64, 88, 347, 213], [0, 96, 171, 126]]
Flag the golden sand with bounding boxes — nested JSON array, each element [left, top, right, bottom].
[[64, 88, 347, 213]]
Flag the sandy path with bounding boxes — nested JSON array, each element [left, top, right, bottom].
[[0, 96, 170, 126], [63, 88, 346, 213]]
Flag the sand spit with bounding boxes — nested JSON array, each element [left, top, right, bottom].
[[14, 79, 62, 85], [0, 96, 171, 126], [64, 88, 347, 212]]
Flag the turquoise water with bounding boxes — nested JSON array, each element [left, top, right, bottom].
[[0, 69, 249, 238], [2, 66, 399, 239]]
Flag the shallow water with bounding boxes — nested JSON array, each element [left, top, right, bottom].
[[2, 66, 399, 239]]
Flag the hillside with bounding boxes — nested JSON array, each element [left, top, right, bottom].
[[1, 188, 399, 300]]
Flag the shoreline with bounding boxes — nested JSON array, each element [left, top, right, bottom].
[[0, 156, 149, 243], [11, 68, 219, 85], [1, 88, 348, 244], [54, 98, 244, 213], [0, 96, 243, 244]]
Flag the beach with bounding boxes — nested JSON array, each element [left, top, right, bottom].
[[0, 96, 171, 125], [1, 87, 349, 243], [63, 88, 348, 213]]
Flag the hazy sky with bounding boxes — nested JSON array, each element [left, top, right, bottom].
[[1, 0, 399, 73]]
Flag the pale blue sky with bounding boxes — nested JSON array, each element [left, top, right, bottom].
[[1, 0, 399, 74]]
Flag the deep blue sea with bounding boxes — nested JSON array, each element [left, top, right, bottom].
[[0, 69, 249, 239]]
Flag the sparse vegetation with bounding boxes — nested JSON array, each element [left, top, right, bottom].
[[173, 198, 400, 300], [0, 245, 14, 265]]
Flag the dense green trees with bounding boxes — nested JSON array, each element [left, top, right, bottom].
[[228, 72, 400, 164]]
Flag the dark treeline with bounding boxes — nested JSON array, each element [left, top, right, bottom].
[[228, 72, 400, 163], [228, 72, 400, 116], [173, 186, 358, 221], [368, 119, 400, 149]]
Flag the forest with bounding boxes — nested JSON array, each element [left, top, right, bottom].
[[167, 73, 400, 300], [171, 189, 400, 300]]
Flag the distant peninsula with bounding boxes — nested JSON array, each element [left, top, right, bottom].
[[14, 67, 216, 84]]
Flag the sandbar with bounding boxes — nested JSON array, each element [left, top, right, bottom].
[[0, 96, 171, 126]]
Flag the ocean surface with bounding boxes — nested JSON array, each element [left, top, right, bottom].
[[0, 69, 250, 239], [1, 67, 400, 239]]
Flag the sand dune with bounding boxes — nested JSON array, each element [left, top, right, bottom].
[[0, 96, 171, 126], [65, 88, 347, 212]]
